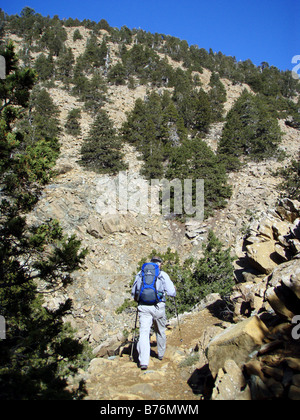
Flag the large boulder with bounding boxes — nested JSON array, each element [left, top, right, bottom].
[[92, 332, 125, 357], [211, 359, 251, 400], [86, 216, 105, 239], [101, 214, 130, 234], [244, 204, 300, 275], [206, 316, 269, 378], [246, 240, 278, 274], [265, 259, 300, 321], [230, 278, 268, 319], [276, 198, 300, 223]]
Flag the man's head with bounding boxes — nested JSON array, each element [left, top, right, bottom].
[[151, 256, 163, 268]]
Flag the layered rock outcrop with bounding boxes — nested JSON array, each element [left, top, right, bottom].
[[196, 199, 300, 400]]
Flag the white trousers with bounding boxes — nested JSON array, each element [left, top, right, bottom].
[[137, 302, 167, 367]]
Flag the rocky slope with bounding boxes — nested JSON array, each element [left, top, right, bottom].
[[6, 26, 300, 399], [27, 80, 299, 348], [75, 198, 300, 401]]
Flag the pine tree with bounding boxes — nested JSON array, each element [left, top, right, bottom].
[[193, 89, 212, 133], [34, 53, 54, 82], [193, 231, 235, 298], [107, 63, 127, 85], [16, 87, 61, 179], [81, 35, 107, 73], [0, 44, 90, 399], [80, 109, 127, 174], [140, 119, 164, 179], [122, 98, 147, 147], [218, 90, 282, 166], [56, 47, 75, 86], [73, 28, 83, 42], [167, 136, 232, 217], [122, 92, 186, 179], [83, 73, 107, 115], [162, 101, 186, 147], [72, 59, 89, 99], [173, 84, 212, 133], [0, 42, 35, 119], [208, 72, 227, 122], [65, 108, 81, 136], [39, 22, 67, 57]]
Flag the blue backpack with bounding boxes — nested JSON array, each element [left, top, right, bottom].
[[138, 263, 164, 305]]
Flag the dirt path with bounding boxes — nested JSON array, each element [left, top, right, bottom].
[[84, 308, 221, 400]]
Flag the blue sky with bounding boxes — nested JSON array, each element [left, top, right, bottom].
[[1, 0, 299, 71]]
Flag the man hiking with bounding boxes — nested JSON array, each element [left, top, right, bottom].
[[131, 256, 176, 370]]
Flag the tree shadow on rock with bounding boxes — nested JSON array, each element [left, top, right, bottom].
[[206, 299, 234, 322]]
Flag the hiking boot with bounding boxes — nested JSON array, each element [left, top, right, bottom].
[[140, 365, 148, 370]]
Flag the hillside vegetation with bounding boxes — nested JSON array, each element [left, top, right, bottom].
[[0, 7, 299, 400], [2, 7, 299, 214]]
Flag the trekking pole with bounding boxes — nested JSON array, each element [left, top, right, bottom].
[[173, 297, 183, 343], [130, 305, 139, 361]]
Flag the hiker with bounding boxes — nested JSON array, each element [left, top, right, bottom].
[[131, 256, 176, 370]]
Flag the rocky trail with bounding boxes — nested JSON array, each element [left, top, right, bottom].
[[82, 306, 221, 400]]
